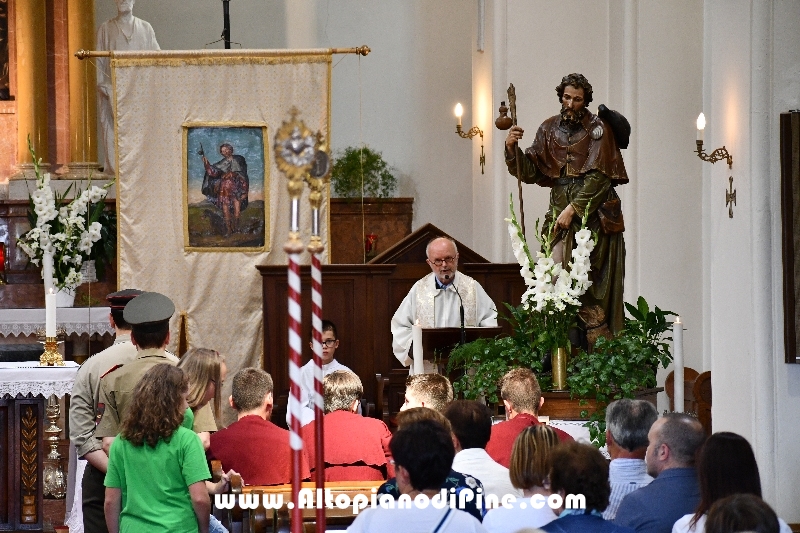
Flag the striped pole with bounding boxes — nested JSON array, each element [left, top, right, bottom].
[[310, 252, 325, 531], [287, 252, 303, 533]]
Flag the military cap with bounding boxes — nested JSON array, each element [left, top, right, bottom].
[[106, 289, 143, 311], [123, 291, 175, 328]]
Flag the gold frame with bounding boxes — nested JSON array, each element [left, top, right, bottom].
[[181, 121, 271, 253]]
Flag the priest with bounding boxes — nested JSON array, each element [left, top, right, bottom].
[[391, 237, 497, 374]]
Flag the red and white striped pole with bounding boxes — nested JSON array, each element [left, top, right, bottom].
[[286, 249, 303, 533], [310, 252, 325, 531]]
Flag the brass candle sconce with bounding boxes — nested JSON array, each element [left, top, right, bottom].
[[454, 103, 485, 174], [696, 113, 736, 218]]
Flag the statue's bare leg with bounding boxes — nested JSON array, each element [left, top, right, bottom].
[[552, 240, 564, 266]]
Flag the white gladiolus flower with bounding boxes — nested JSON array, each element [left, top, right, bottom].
[[88, 222, 102, 241], [78, 233, 93, 253], [88, 186, 105, 203]]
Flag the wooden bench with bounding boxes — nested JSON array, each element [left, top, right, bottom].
[[665, 367, 712, 435], [211, 461, 382, 532]]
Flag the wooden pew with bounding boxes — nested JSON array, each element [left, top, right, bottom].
[[210, 462, 382, 532], [665, 367, 712, 435]]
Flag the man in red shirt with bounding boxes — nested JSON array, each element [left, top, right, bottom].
[[486, 368, 573, 468], [209, 368, 310, 485]]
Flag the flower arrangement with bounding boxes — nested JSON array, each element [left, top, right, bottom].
[[17, 138, 115, 291], [505, 196, 594, 349]]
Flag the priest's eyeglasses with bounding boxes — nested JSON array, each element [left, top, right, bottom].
[[430, 256, 456, 267]]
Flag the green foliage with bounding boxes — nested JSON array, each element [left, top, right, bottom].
[[566, 296, 675, 447], [447, 303, 550, 404], [330, 145, 397, 199]]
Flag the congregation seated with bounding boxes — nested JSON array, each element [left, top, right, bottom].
[[704, 494, 781, 533], [209, 367, 310, 485], [614, 413, 706, 533], [604, 399, 659, 520], [671, 432, 792, 533], [346, 419, 486, 533], [302, 370, 393, 481], [377, 407, 486, 522], [482, 425, 560, 532], [486, 368, 572, 468], [444, 400, 521, 500], [540, 442, 635, 533], [400, 372, 454, 412]]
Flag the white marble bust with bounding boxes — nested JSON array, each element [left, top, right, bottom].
[[96, 0, 160, 176]]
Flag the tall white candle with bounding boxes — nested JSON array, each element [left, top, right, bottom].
[[45, 287, 57, 337], [42, 253, 54, 292], [673, 316, 684, 413], [696, 113, 705, 142], [412, 320, 424, 375]]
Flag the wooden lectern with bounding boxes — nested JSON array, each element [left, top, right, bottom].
[[420, 326, 503, 363]]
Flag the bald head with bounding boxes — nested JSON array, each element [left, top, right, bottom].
[[646, 413, 706, 477], [425, 238, 459, 285]]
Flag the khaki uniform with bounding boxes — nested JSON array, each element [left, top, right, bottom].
[[95, 347, 216, 438]]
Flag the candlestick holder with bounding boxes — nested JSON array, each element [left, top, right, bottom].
[[456, 124, 486, 174], [43, 395, 66, 498], [695, 140, 732, 168], [39, 336, 64, 366]]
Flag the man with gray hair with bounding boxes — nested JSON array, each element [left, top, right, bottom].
[[603, 399, 659, 520], [614, 413, 706, 533], [391, 236, 497, 374]]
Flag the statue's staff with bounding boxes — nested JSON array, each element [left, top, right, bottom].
[[496, 83, 525, 235]]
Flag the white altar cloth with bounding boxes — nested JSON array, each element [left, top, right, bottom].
[[0, 307, 113, 337]]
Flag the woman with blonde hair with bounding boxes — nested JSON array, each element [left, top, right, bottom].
[[178, 348, 227, 449], [104, 364, 211, 533], [483, 424, 560, 532]]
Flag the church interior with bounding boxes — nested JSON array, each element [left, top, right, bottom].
[[1, 0, 800, 530]]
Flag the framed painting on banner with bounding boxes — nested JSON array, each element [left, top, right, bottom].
[[182, 122, 270, 252]]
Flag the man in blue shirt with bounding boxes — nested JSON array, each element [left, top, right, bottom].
[[614, 413, 707, 533]]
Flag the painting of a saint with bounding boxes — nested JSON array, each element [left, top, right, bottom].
[[183, 124, 268, 251]]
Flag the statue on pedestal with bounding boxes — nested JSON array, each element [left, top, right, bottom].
[[96, 0, 159, 176], [504, 73, 629, 335]]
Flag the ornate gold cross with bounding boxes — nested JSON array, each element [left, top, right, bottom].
[[726, 176, 736, 218]]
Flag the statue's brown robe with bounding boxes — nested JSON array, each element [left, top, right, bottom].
[[507, 110, 627, 335]]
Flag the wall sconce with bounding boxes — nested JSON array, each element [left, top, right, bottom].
[[696, 113, 736, 218], [696, 113, 733, 168], [454, 103, 485, 174]]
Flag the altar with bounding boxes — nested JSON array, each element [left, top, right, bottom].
[[0, 362, 80, 532]]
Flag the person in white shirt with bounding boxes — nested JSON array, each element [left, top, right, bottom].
[[603, 398, 658, 520], [444, 400, 522, 502], [288, 320, 354, 426], [391, 237, 497, 375], [347, 418, 487, 533], [483, 425, 560, 533], [671, 432, 792, 533]]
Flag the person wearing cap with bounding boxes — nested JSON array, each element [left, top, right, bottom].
[[69, 289, 171, 533], [94, 291, 217, 454]]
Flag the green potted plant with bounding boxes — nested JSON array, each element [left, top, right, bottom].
[[567, 296, 675, 446], [330, 145, 397, 199]]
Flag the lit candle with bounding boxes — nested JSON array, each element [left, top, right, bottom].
[[412, 320, 424, 375], [696, 113, 705, 142], [673, 316, 684, 413], [46, 287, 57, 337], [454, 103, 463, 127]]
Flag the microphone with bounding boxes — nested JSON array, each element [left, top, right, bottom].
[[453, 285, 466, 346], [444, 274, 451, 281]]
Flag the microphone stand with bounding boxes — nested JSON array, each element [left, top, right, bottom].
[[453, 285, 466, 346]]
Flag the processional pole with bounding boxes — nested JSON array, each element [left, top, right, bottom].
[[306, 133, 332, 533], [274, 108, 329, 533], [222, 0, 231, 49]]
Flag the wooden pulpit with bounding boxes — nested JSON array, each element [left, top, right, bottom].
[[257, 223, 526, 428]]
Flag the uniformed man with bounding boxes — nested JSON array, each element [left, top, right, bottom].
[[94, 292, 217, 453], [69, 289, 162, 533]]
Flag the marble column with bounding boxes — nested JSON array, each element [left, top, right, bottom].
[[14, 0, 49, 177], [66, 0, 101, 179], [46, 0, 71, 176]]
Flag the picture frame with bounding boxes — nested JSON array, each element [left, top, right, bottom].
[[182, 122, 270, 252]]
